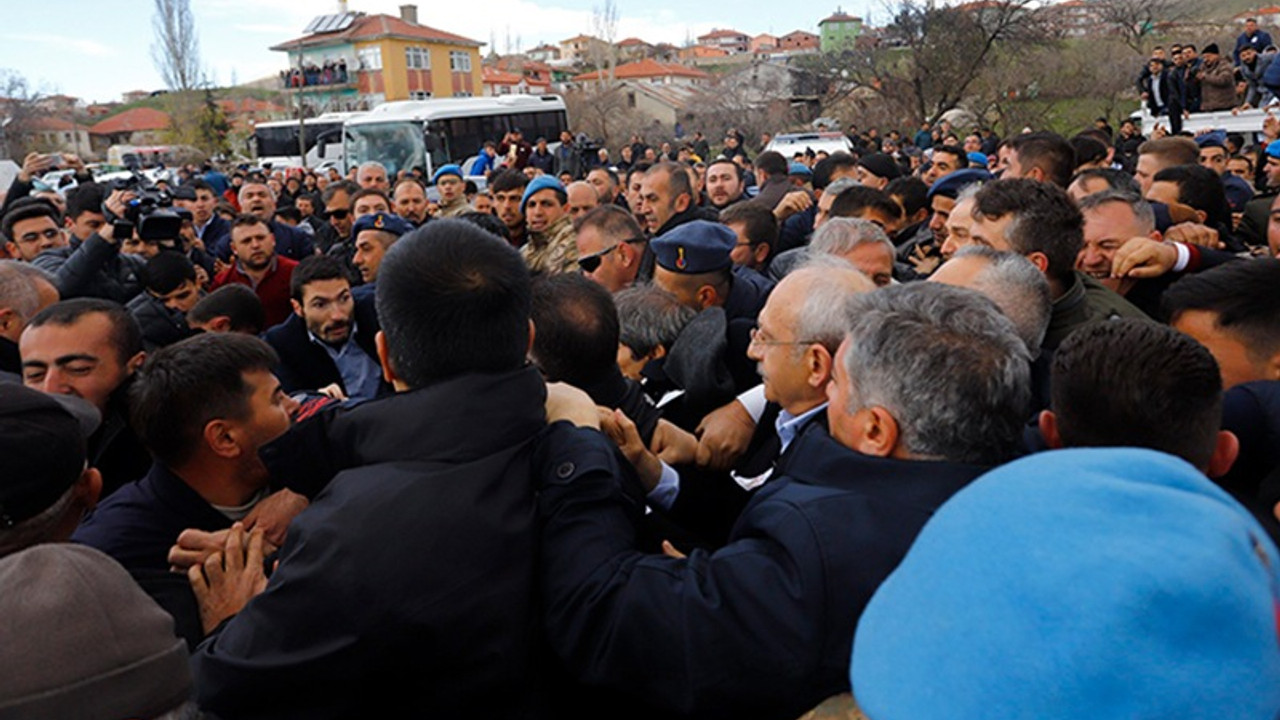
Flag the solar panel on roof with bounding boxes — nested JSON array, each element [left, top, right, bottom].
[[303, 12, 358, 35]]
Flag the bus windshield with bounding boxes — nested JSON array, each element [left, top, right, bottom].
[[254, 122, 344, 159], [346, 121, 426, 177]]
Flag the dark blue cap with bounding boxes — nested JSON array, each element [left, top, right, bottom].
[[788, 161, 813, 178], [927, 168, 994, 200], [1223, 173, 1255, 213], [351, 212, 415, 241], [1195, 130, 1228, 150], [967, 151, 990, 167], [651, 220, 736, 274]]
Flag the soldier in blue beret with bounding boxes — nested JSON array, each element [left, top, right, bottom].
[[431, 164, 469, 218], [351, 212, 415, 289]]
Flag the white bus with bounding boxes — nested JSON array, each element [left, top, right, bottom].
[[252, 111, 364, 171], [343, 95, 569, 179]]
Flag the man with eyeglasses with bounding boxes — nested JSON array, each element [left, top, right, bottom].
[[3, 198, 68, 262], [573, 205, 652, 293]]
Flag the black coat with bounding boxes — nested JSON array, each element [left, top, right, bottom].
[[261, 291, 388, 398], [537, 422, 988, 719], [72, 463, 232, 649], [193, 367, 554, 718]]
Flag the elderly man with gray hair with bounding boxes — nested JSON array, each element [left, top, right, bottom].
[[538, 281, 1032, 718], [767, 217, 897, 286]]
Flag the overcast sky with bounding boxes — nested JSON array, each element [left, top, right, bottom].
[[0, 0, 883, 105]]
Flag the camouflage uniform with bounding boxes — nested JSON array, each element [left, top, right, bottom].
[[435, 197, 470, 218], [520, 215, 578, 275]]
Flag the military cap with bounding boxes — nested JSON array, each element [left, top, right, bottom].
[[431, 164, 463, 183], [927, 168, 994, 200], [1195, 130, 1227, 150], [520, 175, 567, 212], [788, 162, 813, 178], [967, 151, 990, 168], [351, 212, 415, 241], [651, 220, 736, 274]]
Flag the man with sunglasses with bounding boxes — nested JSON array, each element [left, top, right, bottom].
[[573, 205, 652, 293], [314, 181, 358, 254]]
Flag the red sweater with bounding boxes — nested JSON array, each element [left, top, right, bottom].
[[210, 255, 298, 328]]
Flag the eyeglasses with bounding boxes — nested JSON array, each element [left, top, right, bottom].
[[577, 237, 645, 273], [749, 326, 818, 348], [324, 209, 350, 220]]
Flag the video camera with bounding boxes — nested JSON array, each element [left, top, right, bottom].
[[105, 172, 187, 241]]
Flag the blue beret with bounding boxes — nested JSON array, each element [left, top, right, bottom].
[[431, 164, 463, 183], [967, 151, 989, 167], [351, 212, 415, 241], [927, 168, 993, 200], [1195, 130, 1227, 150], [1267, 140, 1280, 160], [1223, 173, 1255, 213], [788, 161, 812, 178], [520, 175, 566, 212], [651, 220, 735, 274], [852, 447, 1280, 719]]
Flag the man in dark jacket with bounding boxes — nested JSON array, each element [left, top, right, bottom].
[[263, 255, 386, 401], [73, 333, 294, 649], [210, 182, 314, 262], [538, 282, 1031, 719], [127, 251, 200, 350], [28, 188, 145, 304], [188, 219, 557, 719], [638, 162, 719, 237]]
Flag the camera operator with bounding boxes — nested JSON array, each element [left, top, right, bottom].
[[29, 188, 145, 304]]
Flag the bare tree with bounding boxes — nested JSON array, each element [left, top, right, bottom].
[[1091, 0, 1195, 55], [0, 70, 50, 159], [801, 0, 1048, 126], [590, 0, 619, 87], [151, 0, 204, 92]]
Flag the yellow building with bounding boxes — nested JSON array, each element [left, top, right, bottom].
[[272, 5, 484, 112]]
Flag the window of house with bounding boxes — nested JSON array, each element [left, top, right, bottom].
[[406, 47, 431, 70], [358, 46, 382, 71], [449, 51, 472, 72]]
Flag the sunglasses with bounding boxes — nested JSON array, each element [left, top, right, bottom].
[[324, 209, 350, 220], [577, 237, 644, 273]]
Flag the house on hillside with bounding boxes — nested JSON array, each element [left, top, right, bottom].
[[527, 43, 561, 63], [29, 117, 93, 157], [718, 61, 830, 120], [819, 8, 863, 52], [697, 28, 751, 54], [779, 30, 821, 53], [89, 107, 172, 153], [481, 65, 551, 96], [271, 4, 484, 111], [751, 34, 780, 54], [560, 34, 610, 63], [617, 37, 654, 61], [573, 59, 712, 88], [1039, 0, 1106, 38]]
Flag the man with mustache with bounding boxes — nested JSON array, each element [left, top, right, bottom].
[[263, 255, 386, 401], [210, 215, 298, 328]]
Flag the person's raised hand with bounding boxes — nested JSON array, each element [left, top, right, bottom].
[[188, 523, 269, 635], [695, 399, 757, 471]]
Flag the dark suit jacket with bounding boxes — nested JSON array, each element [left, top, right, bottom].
[[200, 214, 231, 253], [211, 218, 316, 261], [192, 367, 553, 718], [262, 291, 388, 398], [537, 423, 988, 719], [73, 463, 232, 649]]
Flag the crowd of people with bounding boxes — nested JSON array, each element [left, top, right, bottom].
[[279, 58, 351, 89], [4, 51, 1280, 717]]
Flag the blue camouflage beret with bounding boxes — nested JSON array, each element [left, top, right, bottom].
[[520, 175, 567, 212], [431, 164, 463, 183], [967, 151, 990, 168], [1195, 130, 1228, 150], [927, 168, 994, 200], [351, 212, 415, 241], [788, 161, 813, 178], [651, 220, 735, 274]]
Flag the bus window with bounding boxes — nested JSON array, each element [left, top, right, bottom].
[[425, 125, 450, 170]]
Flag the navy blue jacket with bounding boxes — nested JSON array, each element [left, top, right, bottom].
[[73, 463, 233, 648], [199, 214, 231, 253], [261, 290, 387, 398], [536, 423, 988, 719], [211, 218, 315, 262]]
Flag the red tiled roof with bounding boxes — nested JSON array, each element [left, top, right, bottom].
[[29, 117, 90, 132], [574, 59, 710, 82], [272, 13, 482, 51], [820, 11, 862, 24], [496, 57, 553, 74], [89, 107, 171, 135], [698, 28, 748, 40], [483, 66, 549, 86], [782, 30, 819, 39], [1236, 5, 1280, 18], [617, 37, 650, 47]]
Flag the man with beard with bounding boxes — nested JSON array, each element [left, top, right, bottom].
[[263, 256, 386, 401], [705, 157, 747, 211], [210, 215, 298, 328]]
